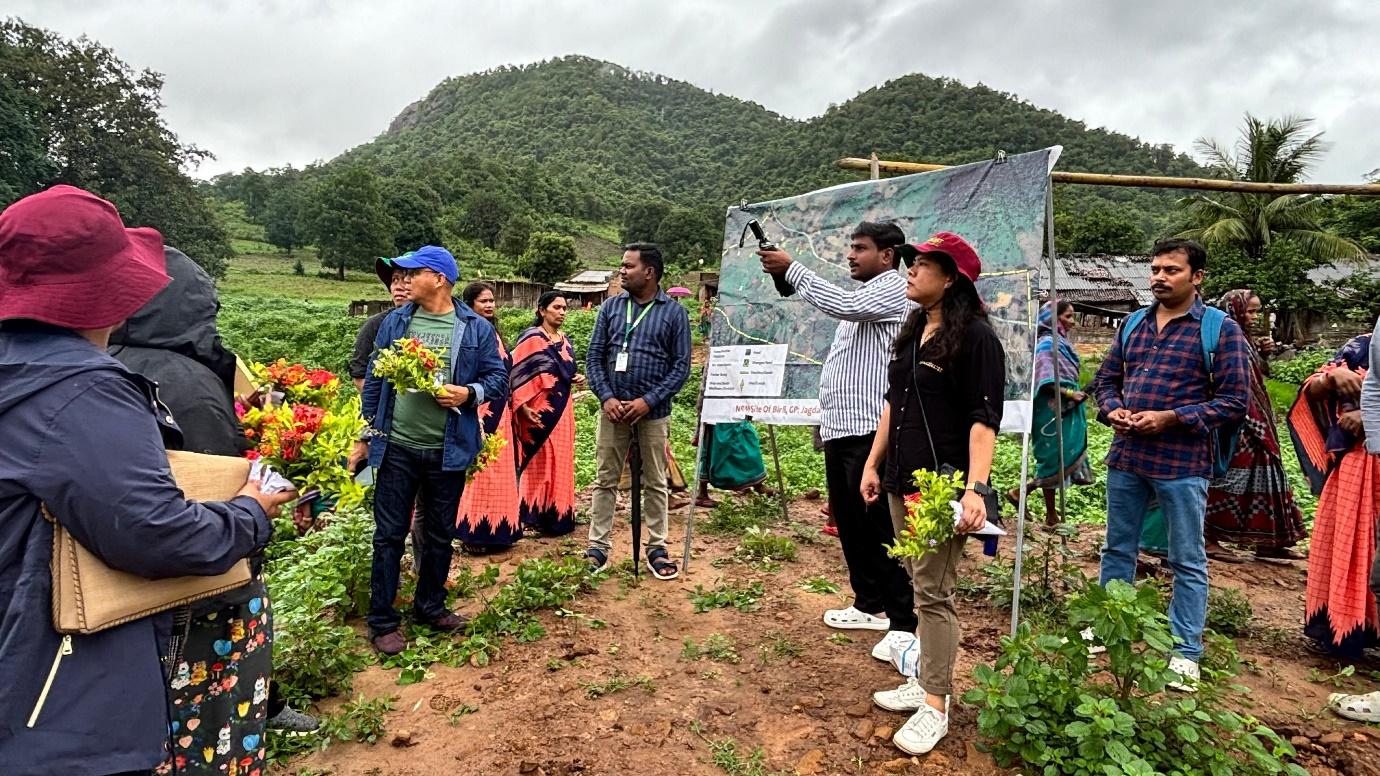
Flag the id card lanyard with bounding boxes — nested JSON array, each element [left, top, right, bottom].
[[615, 298, 655, 372]]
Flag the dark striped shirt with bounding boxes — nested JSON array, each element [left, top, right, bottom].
[[586, 290, 692, 420]]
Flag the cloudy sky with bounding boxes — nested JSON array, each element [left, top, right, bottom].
[[11, 0, 1379, 182]]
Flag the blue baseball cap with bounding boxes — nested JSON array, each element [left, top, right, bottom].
[[391, 245, 458, 284]]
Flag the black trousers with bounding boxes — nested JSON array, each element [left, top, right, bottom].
[[367, 443, 465, 635], [824, 433, 918, 633]]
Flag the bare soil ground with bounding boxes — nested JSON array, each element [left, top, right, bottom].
[[281, 495, 1380, 776]]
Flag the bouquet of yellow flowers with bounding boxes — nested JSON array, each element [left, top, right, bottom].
[[372, 337, 447, 396], [466, 432, 508, 484], [886, 467, 966, 561], [239, 397, 366, 510]]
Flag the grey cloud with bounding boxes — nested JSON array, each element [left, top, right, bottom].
[[8, 0, 1377, 181]]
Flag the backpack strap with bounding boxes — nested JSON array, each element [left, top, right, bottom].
[[1199, 306, 1227, 385], [1119, 307, 1150, 349]]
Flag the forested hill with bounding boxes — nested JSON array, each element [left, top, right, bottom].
[[341, 55, 1202, 227]]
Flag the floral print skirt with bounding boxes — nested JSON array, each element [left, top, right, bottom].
[[157, 580, 274, 776]]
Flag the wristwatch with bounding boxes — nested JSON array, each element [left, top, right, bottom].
[[966, 481, 994, 497]]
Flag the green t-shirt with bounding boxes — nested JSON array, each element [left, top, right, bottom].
[[389, 308, 457, 450]]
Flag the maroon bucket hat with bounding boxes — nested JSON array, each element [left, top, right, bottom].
[[0, 185, 170, 329]]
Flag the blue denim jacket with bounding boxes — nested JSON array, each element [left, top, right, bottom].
[[361, 300, 509, 471]]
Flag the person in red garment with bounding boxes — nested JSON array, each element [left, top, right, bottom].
[[512, 291, 581, 536], [453, 281, 522, 553]]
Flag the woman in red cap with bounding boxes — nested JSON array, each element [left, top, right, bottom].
[[0, 185, 295, 776], [860, 232, 1005, 756]]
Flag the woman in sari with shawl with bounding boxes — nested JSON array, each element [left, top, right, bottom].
[[1293, 332, 1380, 658], [453, 281, 522, 553], [1203, 289, 1306, 562], [512, 291, 580, 536], [1007, 301, 1093, 526]]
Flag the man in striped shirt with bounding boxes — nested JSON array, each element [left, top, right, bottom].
[[759, 222, 918, 663]]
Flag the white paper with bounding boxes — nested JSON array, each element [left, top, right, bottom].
[[249, 460, 296, 494], [950, 501, 1006, 536], [705, 344, 788, 398]]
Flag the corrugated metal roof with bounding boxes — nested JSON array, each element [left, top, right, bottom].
[[566, 270, 614, 284]]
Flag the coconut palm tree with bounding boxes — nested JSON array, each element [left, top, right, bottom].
[[1178, 114, 1364, 341], [1179, 114, 1363, 261]]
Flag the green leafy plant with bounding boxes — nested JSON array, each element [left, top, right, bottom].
[[733, 526, 798, 568], [318, 694, 395, 745], [827, 633, 853, 646], [702, 494, 780, 536], [757, 632, 804, 664], [370, 337, 447, 395], [267, 507, 375, 706], [964, 580, 1306, 776], [887, 467, 966, 560], [446, 704, 479, 725], [580, 671, 656, 699], [798, 577, 839, 595], [1207, 586, 1254, 637], [690, 580, 765, 613], [682, 633, 741, 664]]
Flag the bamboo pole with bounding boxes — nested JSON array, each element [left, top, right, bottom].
[[835, 157, 1380, 195]]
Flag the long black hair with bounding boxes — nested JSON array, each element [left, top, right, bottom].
[[533, 290, 566, 327], [893, 253, 986, 365]]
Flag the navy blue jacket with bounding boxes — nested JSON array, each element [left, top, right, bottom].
[[362, 299, 509, 471], [0, 322, 271, 775]]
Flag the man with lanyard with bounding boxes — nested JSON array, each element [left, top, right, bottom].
[[354, 245, 508, 656], [758, 221, 919, 667], [585, 242, 692, 580], [1091, 237, 1249, 690]]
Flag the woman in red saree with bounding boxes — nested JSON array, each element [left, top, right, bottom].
[[453, 282, 522, 552], [1292, 332, 1380, 658], [512, 291, 580, 536], [1203, 289, 1306, 561]]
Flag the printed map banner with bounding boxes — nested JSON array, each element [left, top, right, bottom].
[[702, 147, 1059, 433]]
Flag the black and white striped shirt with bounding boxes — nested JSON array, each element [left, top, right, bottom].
[[785, 262, 909, 441]]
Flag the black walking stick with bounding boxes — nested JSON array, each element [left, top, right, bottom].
[[628, 419, 643, 580]]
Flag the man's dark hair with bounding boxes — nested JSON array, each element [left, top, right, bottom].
[[623, 242, 665, 281], [1151, 238, 1207, 272], [852, 221, 907, 254], [462, 281, 495, 307]]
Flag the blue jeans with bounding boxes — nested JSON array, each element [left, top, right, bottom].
[[1099, 468, 1209, 662], [367, 443, 465, 635]]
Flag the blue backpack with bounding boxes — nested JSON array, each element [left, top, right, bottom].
[[1119, 305, 1241, 478]]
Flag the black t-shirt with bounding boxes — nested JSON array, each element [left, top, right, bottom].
[[882, 317, 1005, 495], [350, 310, 390, 380]]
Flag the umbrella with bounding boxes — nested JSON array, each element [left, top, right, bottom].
[[666, 286, 692, 298], [629, 422, 643, 580]]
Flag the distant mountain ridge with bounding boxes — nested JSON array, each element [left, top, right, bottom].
[[334, 55, 1202, 236]]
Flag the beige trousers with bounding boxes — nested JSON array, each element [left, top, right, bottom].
[[888, 494, 966, 697], [589, 414, 670, 556]]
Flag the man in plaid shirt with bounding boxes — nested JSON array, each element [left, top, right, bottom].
[[1091, 238, 1250, 691]]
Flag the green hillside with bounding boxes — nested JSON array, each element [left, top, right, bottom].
[[210, 55, 1218, 277]]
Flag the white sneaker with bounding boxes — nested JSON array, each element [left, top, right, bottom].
[[871, 630, 917, 662], [1082, 627, 1106, 655], [1167, 656, 1199, 693], [873, 677, 927, 712], [823, 606, 890, 631], [892, 701, 949, 755]]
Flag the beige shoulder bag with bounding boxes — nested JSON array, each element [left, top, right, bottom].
[[45, 450, 255, 634]]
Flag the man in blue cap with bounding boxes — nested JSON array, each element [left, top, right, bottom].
[[352, 244, 508, 656]]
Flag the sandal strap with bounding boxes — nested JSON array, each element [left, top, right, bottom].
[[647, 548, 675, 571]]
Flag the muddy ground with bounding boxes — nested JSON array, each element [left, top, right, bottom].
[[279, 495, 1380, 776]]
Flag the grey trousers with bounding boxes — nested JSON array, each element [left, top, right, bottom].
[[588, 414, 670, 556]]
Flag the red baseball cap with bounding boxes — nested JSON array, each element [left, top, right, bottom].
[[896, 232, 982, 284], [0, 185, 170, 329]]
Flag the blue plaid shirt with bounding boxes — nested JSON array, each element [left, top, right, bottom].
[[1092, 297, 1251, 480], [586, 289, 692, 420]]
